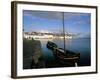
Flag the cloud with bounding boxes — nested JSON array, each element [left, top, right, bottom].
[[23, 10, 90, 21], [23, 10, 91, 33], [73, 19, 90, 25], [64, 13, 91, 25], [23, 10, 90, 24], [23, 10, 62, 20]]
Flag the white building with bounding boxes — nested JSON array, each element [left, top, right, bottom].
[[24, 33, 54, 39]]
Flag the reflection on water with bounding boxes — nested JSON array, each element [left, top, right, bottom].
[[35, 38, 91, 67]]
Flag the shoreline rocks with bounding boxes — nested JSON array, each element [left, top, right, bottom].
[[23, 38, 45, 69]]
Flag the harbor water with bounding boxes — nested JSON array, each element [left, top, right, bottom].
[[37, 38, 91, 68]]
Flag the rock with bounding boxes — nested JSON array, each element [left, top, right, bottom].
[[23, 38, 45, 69]]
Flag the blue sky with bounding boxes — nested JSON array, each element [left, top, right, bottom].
[[23, 10, 91, 36]]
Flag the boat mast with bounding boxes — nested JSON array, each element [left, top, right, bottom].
[[62, 12, 66, 52]]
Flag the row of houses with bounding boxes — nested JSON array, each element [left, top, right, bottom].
[[23, 32, 72, 39]]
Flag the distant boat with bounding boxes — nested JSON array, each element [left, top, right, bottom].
[[46, 41, 80, 65]]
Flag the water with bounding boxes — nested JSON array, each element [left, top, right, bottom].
[[36, 38, 91, 68]]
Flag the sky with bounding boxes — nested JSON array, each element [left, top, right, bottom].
[[23, 10, 91, 37]]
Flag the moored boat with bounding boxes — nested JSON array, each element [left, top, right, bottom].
[[53, 48, 80, 64], [46, 41, 80, 65]]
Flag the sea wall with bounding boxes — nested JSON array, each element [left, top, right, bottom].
[[23, 38, 45, 69]]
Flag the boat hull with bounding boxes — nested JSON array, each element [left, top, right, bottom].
[[46, 41, 80, 65]]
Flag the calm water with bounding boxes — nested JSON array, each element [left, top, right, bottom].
[[37, 38, 91, 68]]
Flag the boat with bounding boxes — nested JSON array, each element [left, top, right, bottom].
[[46, 41, 80, 65], [46, 12, 80, 66], [53, 48, 80, 64]]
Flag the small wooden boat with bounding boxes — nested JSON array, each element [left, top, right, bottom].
[[53, 48, 80, 64], [46, 41, 80, 65]]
